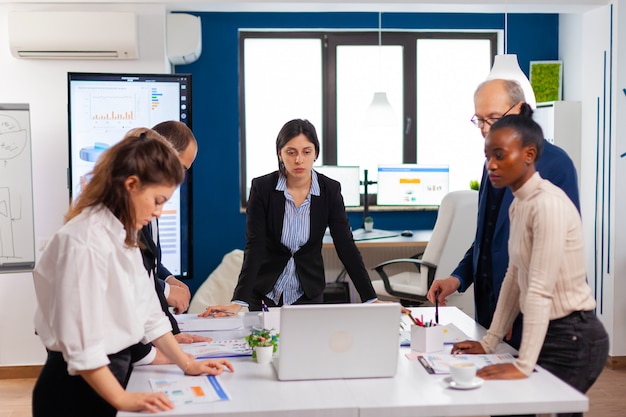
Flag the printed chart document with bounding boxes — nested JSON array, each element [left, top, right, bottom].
[[416, 352, 516, 374], [174, 313, 244, 332], [149, 375, 229, 405], [181, 340, 252, 358]]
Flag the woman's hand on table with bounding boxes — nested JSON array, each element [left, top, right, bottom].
[[115, 392, 174, 413], [198, 303, 242, 318], [477, 363, 526, 380], [175, 333, 213, 344], [450, 340, 485, 355], [184, 358, 234, 376]]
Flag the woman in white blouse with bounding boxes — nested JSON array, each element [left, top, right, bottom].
[[451, 104, 608, 417], [32, 128, 233, 417]]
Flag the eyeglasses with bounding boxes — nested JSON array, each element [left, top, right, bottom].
[[470, 103, 517, 128]]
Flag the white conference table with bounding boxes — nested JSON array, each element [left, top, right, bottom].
[[119, 307, 588, 417]]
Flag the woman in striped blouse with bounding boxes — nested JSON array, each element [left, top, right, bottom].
[[203, 119, 377, 315]]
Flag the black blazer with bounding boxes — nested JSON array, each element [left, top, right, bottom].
[[139, 227, 179, 334], [232, 171, 376, 305]]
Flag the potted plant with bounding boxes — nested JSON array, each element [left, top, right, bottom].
[[364, 216, 374, 232], [469, 180, 480, 191], [245, 328, 279, 363]]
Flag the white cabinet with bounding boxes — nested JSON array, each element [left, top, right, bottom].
[[533, 101, 582, 183]]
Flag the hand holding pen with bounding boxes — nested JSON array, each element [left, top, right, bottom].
[[434, 289, 439, 324]]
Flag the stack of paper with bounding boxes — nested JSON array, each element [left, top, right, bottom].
[[417, 353, 516, 374], [181, 340, 252, 358], [174, 313, 244, 332]]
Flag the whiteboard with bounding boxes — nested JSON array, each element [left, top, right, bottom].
[[0, 104, 35, 272]]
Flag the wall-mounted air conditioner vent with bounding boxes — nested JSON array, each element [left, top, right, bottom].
[[8, 11, 138, 60]]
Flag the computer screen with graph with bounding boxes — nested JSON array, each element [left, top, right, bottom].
[[377, 164, 449, 206], [67, 72, 192, 279], [314, 165, 361, 207]]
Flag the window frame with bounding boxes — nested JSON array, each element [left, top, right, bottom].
[[239, 30, 497, 208]]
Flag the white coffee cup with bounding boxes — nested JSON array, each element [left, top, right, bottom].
[[449, 362, 477, 386]]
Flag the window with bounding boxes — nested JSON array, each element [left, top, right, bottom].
[[240, 31, 495, 207]]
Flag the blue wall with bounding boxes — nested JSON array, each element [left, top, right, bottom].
[[176, 12, 559, 295]]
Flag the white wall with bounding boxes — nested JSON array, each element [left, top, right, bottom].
[[0, 3, 171, 366], [567, 1, 626, 356], [608, 0, 626, 357]]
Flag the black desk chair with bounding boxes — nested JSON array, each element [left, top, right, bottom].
[[371, 190, 478, 306]]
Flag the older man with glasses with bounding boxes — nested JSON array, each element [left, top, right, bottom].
[[427, 78, 580, 350]]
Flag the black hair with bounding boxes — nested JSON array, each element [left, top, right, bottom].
[[489, 103, 544, 160], [275, 119, 320, 175]]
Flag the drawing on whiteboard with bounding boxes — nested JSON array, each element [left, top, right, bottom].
[[0, 187, 20, 258], [0, 105, 35, 271], [0, 113, 28, 163]]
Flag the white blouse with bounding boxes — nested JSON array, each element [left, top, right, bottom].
[[33, 205, 171, 375]]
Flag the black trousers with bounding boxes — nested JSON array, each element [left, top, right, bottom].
[[494, 310, 609, 417], [32, 348, 132, 417]]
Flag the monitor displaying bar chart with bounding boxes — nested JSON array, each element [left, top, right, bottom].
[[67, 72, 192, 279], [376, 164, 449, 206]]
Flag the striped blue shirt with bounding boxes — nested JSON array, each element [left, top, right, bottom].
[[266, 171, 321, 305]]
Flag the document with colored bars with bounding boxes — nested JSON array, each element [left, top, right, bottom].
[[149, 375, 230, 405]]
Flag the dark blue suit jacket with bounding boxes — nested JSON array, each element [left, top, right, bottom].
[[451, 140, 580, 346], [232, 171, 376, 308]]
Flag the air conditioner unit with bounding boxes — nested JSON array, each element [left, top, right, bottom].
[[166, 13, 202, 65], [8, 11, 138, 59]]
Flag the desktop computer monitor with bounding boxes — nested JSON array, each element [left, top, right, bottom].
[[314, 166, 361, 207], [67, 72, 192, 279], [376, 164, 449, 206]]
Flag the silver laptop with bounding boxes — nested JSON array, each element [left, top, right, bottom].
[[273, 303, 401, 380]]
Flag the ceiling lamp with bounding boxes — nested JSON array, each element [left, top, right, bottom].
[[365, 11, 394, 125], [485, 2, 537, 109]]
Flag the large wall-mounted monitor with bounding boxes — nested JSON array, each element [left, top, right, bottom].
[[377, 164, 449, 206], [314, 166, 361, 207], [67, 72, 192, 279]]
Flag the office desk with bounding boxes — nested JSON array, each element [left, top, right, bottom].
[[323, 229, 432, 249], [322, 229, 433, 303], [119, 307, 588, 417]]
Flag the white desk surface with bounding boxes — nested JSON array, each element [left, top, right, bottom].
[[323, 229, 432, 248], [119, 307, 588, 417]]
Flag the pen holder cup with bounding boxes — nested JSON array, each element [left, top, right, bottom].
[[410, 325, 444, 353], [259, 308, 281, 332]]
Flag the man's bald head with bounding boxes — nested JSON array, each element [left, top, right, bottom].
[[472, 79, 526, 138]]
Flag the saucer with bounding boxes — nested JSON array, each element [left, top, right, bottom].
[[444, 376, 484, 390]]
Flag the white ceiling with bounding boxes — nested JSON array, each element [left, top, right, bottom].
[[0, 0, 611, 13]]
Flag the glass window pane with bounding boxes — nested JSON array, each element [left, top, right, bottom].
[[336, 45, 404, 192], [244, 38, 322, 196], [416, 38, 491, 192]]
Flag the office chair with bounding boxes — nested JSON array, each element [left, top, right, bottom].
[[371, 190, 478, 306], [188, 249, 244, 313]]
